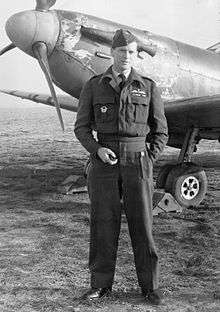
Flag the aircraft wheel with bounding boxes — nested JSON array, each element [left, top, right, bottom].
[[165, 163, 208, 207], [156, 164, 176, 188]]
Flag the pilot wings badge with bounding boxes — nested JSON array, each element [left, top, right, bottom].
[[131, 89, 148, 97]]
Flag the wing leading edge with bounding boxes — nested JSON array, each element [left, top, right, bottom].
[[165, 94, 220, 147], [0, 89, 78, 112]]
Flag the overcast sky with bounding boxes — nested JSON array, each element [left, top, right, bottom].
[[0, 0, 219, 100]]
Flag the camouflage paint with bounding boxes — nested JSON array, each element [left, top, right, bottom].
[[53, 11, 220, 101]]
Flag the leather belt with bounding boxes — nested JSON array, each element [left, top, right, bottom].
[[97, 134, 146, 152], [97, 133, 145, 142]]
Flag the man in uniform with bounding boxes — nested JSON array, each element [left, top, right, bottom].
[[74, 29, 168, 305]]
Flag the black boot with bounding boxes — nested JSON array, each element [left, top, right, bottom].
[[82, 287, 112, 300], [142, 288, 162, 305]]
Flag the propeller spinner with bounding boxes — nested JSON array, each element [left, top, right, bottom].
[[1, 0, 65, 130]]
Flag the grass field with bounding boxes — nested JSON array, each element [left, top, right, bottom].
[[0, 155, 219, 312]]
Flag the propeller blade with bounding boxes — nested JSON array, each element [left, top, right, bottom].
[[0, 43, 16, 56], [81, 26, 157, 57], [32, 41, 64, 131], [35, 0, 56, 11]]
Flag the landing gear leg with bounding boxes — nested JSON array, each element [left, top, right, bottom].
[[156, 127, 208, 208]]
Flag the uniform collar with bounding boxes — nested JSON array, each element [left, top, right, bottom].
[[127, 67, 146, 87], [99, 66, 115, 83], [99, 66, 146, 88], [111, 67, 131, 80], [98, 66, 117, 91]]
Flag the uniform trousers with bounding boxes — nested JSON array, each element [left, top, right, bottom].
[[87, 137, 159, 292]]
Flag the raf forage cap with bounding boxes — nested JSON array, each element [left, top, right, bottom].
[[112, 29, 137, 49]]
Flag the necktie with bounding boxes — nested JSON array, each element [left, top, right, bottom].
[[118, 74, 126, 91]]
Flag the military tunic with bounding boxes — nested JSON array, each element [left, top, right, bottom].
[[74, 66, 168, 291]]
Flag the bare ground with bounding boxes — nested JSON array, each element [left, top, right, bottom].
[[0, 136, 219, 312]]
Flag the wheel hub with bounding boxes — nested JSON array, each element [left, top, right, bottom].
[[181, 176, 200, 200]]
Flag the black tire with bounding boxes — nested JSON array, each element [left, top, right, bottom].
[[156, 164, 176, 188], [165, 163, 208, 207]]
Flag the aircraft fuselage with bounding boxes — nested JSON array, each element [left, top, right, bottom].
[[49, 11, 220, 101], [4, 9, 220, 142]]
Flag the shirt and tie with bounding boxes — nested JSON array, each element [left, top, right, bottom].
[[111, 67, 130, 91]]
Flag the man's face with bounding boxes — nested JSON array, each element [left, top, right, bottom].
[[111, 41, 138, 72]]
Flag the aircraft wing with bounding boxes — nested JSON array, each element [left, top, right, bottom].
[[1, 89, 219, 146], [165, 94, 220, 147], [0, 89, 78, 112]]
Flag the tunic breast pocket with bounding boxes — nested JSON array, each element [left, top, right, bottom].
[[132, 95, 149, 124], [93, 97, 116, 123]]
